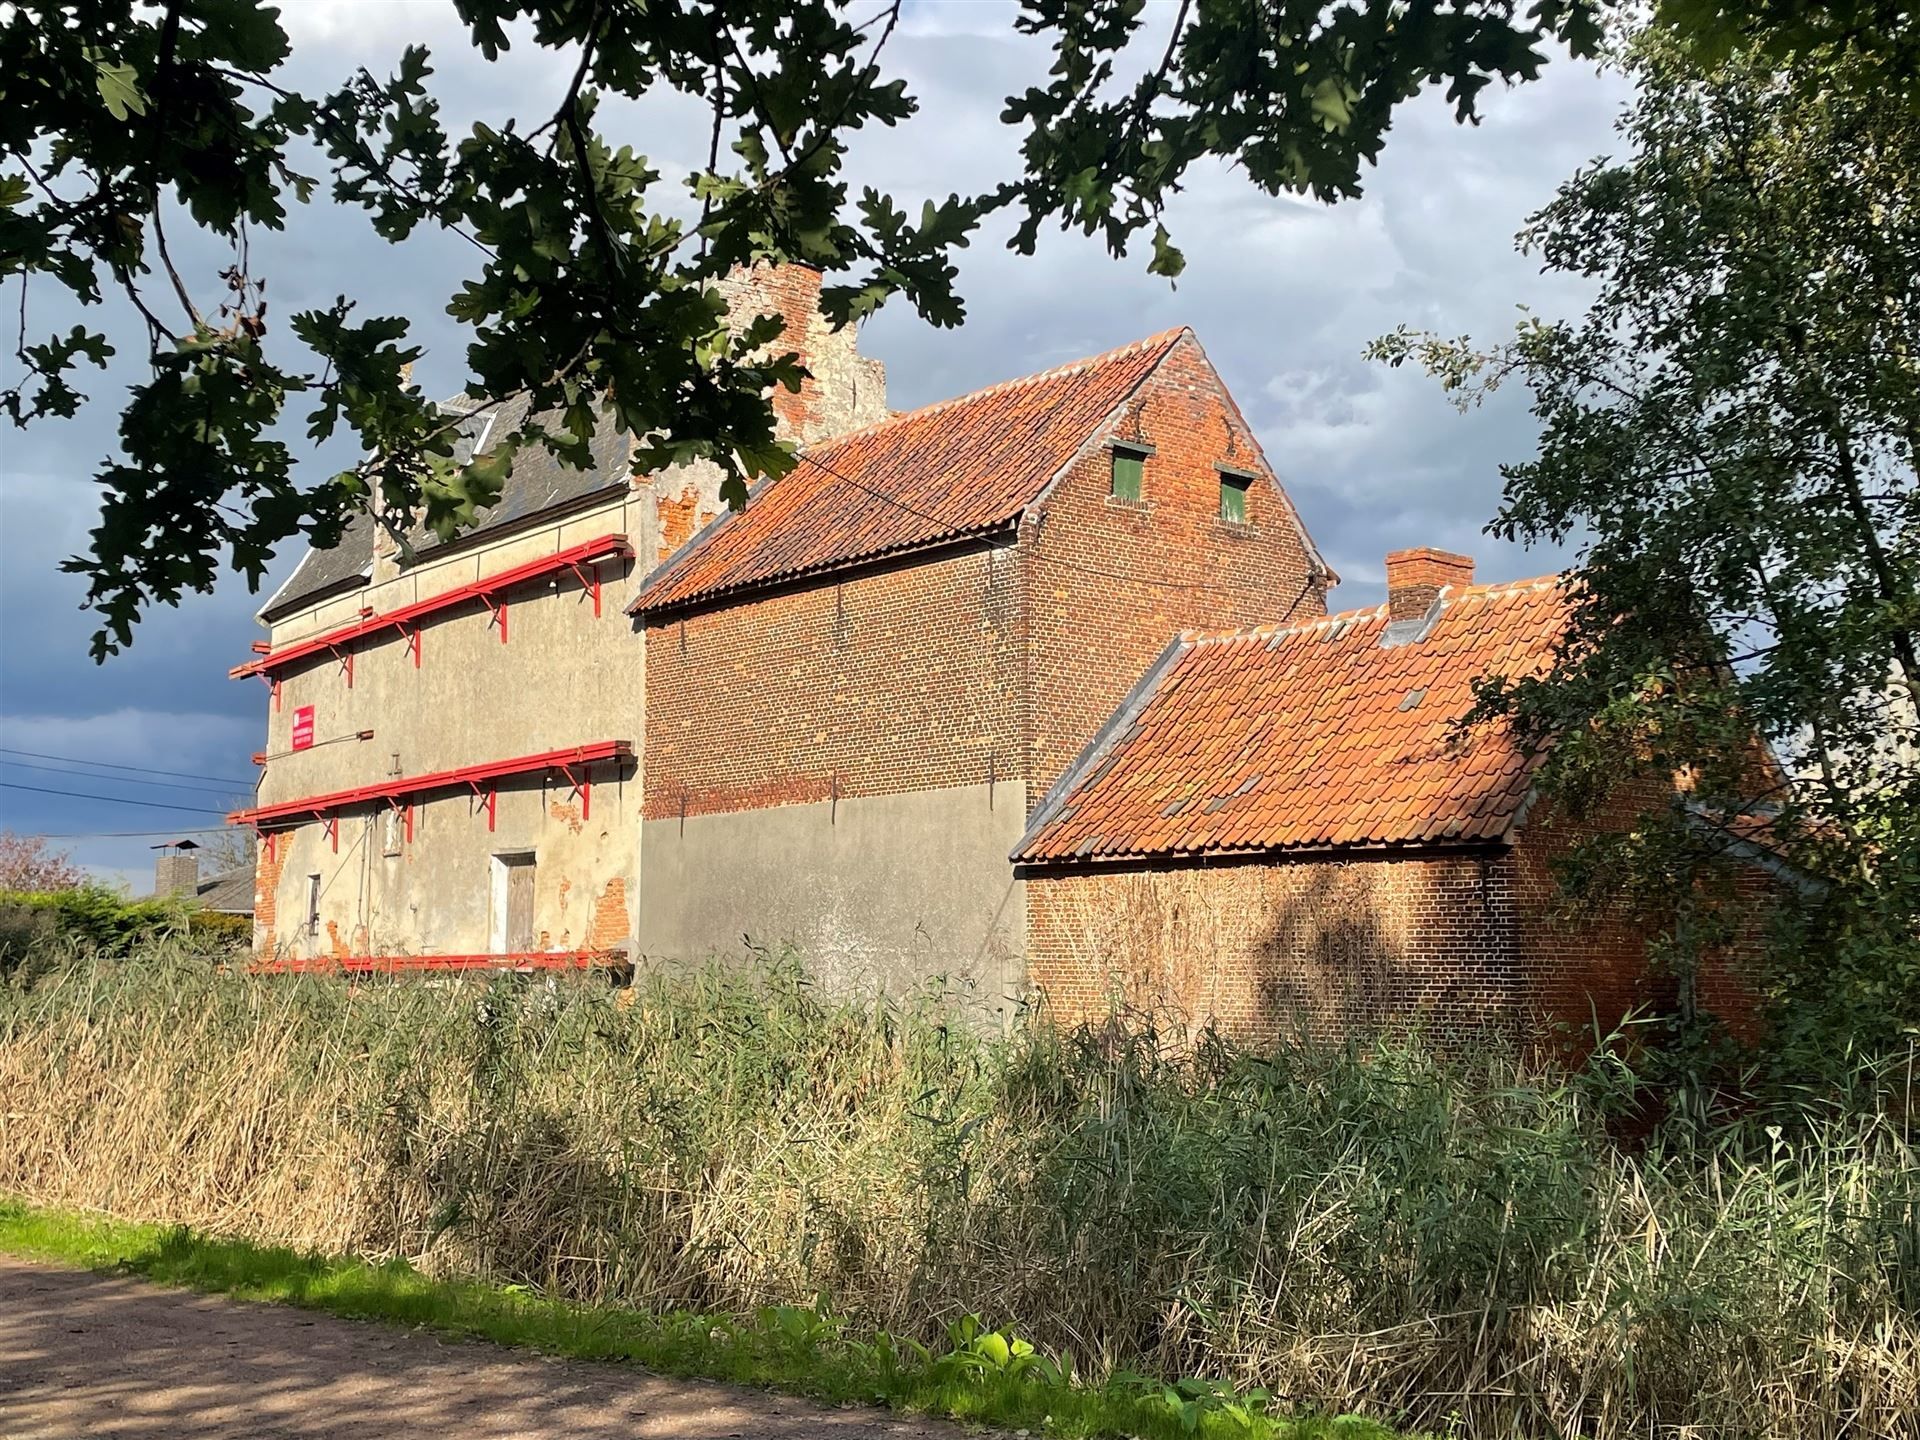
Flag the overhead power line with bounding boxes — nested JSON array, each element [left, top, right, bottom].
[[0, 781, 231, 815], [16, 827, 235, 839], [0, 747, 253, 787], [0, 758, 248, 797]]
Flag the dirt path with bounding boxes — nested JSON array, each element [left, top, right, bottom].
[[0, 1257, 974, 1439]]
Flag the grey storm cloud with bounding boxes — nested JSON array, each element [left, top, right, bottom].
[[0, 0, 1628, 882]]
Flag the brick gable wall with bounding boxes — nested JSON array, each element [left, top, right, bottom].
[[1020, 333, 1326, 800]]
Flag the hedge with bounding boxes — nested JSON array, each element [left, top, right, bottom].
[[0, 887, 249, 972]]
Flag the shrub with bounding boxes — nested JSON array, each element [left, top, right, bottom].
[[0, 887, 245, 975]]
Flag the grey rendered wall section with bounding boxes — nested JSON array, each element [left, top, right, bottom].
[[639, 781, 1028, 1022]]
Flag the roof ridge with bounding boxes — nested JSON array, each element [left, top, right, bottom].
[[1180, 604, 1386, 648], [801, 326, 1190, 454], [1174, 570, 1568, 648], [1450, 572, 1566, 600]]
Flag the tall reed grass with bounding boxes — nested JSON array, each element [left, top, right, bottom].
[[1, 944, 1914, 1437]]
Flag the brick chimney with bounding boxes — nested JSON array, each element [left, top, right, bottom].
[[1384, 548, 1474, 621], [152, 839, 200, 898], [715, 263, 887, 444]]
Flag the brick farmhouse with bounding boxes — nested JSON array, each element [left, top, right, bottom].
[[232, 266, 1771, 1040]]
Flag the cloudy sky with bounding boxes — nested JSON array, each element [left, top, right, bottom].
[[0, 0, 1628, 887]]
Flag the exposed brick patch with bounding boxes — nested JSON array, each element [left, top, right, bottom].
[[644, 546, 1022, 820], [252, 839, 286, 950], [589, 877, 628, 950], [548, 800, 584, 834], [654, 484, 705, 565]]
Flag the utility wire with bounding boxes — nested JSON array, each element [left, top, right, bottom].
[[793, 451, 1251, 596], [0, 758, 247, 797], [0, 781, 231, 815], [16, 827, 235, 839], [0, 747, 253, 787]]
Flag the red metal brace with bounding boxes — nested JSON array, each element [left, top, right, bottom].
[[321, 815, 339, 853], [565, 558, 603, 618], [327, 643, 354, 688], [468, 781, 497, 832], [484, 593, 508, 644], [557, 762, 592, 821]]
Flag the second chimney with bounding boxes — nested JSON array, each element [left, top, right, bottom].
[[1384, 548, 1474, 622], [152, 839, 201, 899]]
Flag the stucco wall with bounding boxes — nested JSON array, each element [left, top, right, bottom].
[[250, 492, 646, 959], [639, 781, 1028, 1019], [254, 770, 637, 961]]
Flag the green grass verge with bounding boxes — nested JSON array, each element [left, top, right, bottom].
[[0, 1197, 1408, 1440]]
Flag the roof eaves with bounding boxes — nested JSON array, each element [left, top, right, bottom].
[[635, 516, 1018, 619], [258, 561, 371, 626], [1012, 631, 1194, 862]]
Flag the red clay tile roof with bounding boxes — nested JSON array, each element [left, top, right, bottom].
[[1014, 576, 1569, 864], [634, 329, 1187, 613]]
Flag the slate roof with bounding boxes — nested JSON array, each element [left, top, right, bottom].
[[194, 868, 255, 916], [1013, 576, 1569, 865], [261, 395, 634, 621], [634, 329, 1189, 615]]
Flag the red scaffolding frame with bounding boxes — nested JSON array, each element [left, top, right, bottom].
[[231, 533, 633, 682], [249, 949, 626, 975], [227, 740, 632, 831]]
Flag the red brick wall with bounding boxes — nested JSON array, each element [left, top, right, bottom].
[[1022, 809, 1777, 1049], [1021, 333, 1326, 801], [1024, 852, 1523, 1043], [643, 543, 1023, 820], [1510, 797, 1774, 1045]]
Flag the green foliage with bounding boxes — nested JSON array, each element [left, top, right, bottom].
[[0, 886, 243, 975], [2, 951, 1915, 1436], [0, 1200, 1395, 1440], [0, 0, 1635, 656], [1370, 30, 1920, 1068]]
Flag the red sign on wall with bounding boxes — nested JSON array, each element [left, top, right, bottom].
[[291, 705, 315, 751]]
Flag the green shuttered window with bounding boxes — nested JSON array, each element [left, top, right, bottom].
[[1111, 446, 1145, 501], [1219, 470, 1251, 524]]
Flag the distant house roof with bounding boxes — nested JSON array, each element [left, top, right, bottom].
[[194, 868, 255, 916], [1013, 576, 1569, 866], [260, 394, 634, 622], [632, 329, 1191, 615]]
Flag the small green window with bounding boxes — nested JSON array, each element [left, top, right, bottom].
[[1220, 470, 1251, 524], [1111, 446, 1145, 501]]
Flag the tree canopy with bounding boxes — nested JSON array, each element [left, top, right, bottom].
[[1373, 30, 1920, 1058], [7, 0, 1623, 657]]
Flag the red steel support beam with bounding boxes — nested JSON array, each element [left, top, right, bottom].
[[230, 534, 632, 680], [228, 740, 632, 829], [249, 949, 626, 976]]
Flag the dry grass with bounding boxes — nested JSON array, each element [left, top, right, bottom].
[[2, 944, 1915, 1437]]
